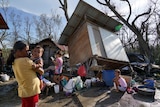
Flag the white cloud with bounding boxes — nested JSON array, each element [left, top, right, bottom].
[[8, 0, 149, 19], [119, 0, 149, 15], [8, 0, 62, 16], [8, 0, 101, 17]]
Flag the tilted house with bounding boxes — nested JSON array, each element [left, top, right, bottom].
[[58, 1, 129, 71]]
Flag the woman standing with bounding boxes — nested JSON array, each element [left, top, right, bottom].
[[9, 41, 43, 107]]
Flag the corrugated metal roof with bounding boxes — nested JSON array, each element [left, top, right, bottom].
[[58, 1, 122, 45], [0, 13, 9, 29]]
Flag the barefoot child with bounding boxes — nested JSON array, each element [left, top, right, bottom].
[[113, 69, 127, 92]]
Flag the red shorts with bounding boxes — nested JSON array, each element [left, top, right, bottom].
[[22, 94, 39, 107]]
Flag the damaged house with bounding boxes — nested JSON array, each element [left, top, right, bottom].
[[58, 1, 129, 77]]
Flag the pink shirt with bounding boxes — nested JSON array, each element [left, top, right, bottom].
[[118, 77, 127, 88], [55, 57, 63, 74]]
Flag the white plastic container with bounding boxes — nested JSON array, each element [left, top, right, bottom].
[[54, 84, 59, 93], [84, 79, 92, 88]]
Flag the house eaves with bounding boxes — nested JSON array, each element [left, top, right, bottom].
[[58, 0, 122, 45], [39, 38, 68, 51], [0, 13, 9, 29]]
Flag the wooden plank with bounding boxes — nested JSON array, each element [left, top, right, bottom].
[[68, 23, 92, 66]]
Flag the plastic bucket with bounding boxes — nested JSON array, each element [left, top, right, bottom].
[[102, 70, 115, 86], [144, 79, 155, 89], [54, 85, 59, 93], [84, 79, 92, 88]]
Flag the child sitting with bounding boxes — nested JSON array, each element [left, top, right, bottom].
[[113, 69, 127, 92]]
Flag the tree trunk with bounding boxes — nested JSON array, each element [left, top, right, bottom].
[[103, 0, 153, 62]]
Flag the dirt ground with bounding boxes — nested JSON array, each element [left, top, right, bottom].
[[0, 78, 123, 107], [0, 78, 160, 107]]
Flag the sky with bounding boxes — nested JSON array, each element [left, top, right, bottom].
[[6, 0, 150, 32], [3, 0, 150, 48], [8, 0, 99, 17], [6, 0, 149, 39], [6, 0, 150, 41], [8, 0, 149, 18]]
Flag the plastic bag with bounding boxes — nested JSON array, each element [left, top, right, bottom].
[[77, 65, 86, 77]]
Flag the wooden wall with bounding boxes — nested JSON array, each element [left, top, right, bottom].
[[68, 22, 93, 66]]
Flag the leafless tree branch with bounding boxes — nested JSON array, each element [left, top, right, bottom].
[[58, 0, 69, 21], [132, 8, 151, 28]]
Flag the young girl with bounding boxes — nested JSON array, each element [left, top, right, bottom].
[[52, 50, 63, 84], [113, 69, 127, 92], [9, 41, 43, 107]]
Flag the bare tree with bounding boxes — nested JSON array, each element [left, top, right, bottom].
[[9, 11, 22, 46], [58, 0, 69, 21], [119, 25, 138, 51], [151, 0, 160, 44], [0, 0, 10, 49], [23, 17, 33, 44], [97, 0, 153, 62], [34, 11, 62, 42]]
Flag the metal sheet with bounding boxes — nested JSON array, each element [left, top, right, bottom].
[[59, 1, 122, 45]]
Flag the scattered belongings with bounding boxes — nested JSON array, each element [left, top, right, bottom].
[[137, 78, 155, 96], [124, 77, 156, 99], [42, 78, 55, 95], [137, 87, 155, 96], [63, 76, 83, 94], [121, 53, 160, 76], [155, 80, 160, 89]]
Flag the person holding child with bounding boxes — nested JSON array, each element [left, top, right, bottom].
[[113, 69, 127, 92], [9, 41, 43, 107]]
